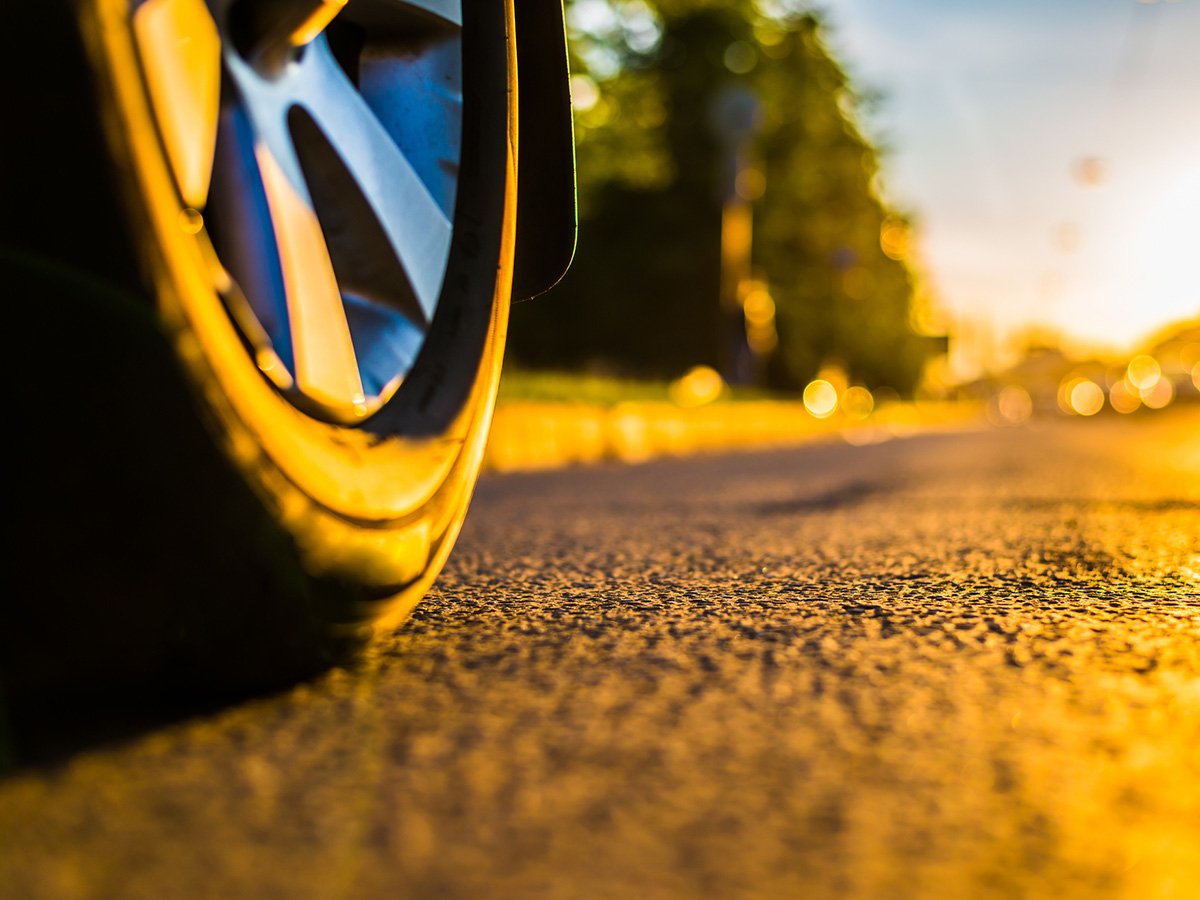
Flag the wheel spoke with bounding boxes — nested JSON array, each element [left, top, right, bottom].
[[209, 102, 294, 370], [132, 0, 222, 208], [356, 35, 462, 220], [256, 142, 366, 412], [293, 36, 454, 322]]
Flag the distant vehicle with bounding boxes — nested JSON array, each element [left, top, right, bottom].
[[3, 0, 575, 694]]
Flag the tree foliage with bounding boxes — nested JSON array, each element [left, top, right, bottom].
[[508, 0, 940, 394]]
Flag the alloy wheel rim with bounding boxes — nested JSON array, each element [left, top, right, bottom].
[[132, 0, 465, 422]]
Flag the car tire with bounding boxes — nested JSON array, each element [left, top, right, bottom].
[[2, 0, 517, 697]]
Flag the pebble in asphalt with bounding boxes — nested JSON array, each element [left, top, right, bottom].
[[2, 411, 1198, 899]]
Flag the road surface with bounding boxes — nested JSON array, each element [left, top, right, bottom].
[[2, 410, 1198, 898]]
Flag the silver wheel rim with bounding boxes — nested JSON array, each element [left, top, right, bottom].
[[132, 0, 465, 422]]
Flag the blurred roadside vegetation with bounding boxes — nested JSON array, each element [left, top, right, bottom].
[[498, 366, 776, 406], [508, 0, 943, 397]]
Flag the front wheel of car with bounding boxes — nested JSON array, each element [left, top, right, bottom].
[[3, 0, 518, 698]]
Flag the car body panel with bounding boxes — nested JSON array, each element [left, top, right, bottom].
[[512, 0, 577, 300]]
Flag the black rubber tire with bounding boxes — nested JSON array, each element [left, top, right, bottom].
[[2, 0, 517, 703]]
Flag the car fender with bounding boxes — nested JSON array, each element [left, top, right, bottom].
[[512, 0, 577, 300]]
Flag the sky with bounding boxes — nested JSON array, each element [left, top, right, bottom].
[[820, 0, 1200, 367]]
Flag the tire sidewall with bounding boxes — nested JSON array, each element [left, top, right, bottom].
[[80, 0, 517, 594]]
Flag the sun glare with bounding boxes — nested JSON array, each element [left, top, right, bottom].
[[1118, 169, 1200, 343]]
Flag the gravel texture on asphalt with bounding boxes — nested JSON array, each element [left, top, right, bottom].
[[2, 411, 1198, 899]]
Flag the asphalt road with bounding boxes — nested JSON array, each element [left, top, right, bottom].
[[3, 410, 1198, 899]]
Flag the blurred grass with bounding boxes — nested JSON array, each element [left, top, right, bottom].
[[497, 368, 776, 406], [489, 369, 983, 473]]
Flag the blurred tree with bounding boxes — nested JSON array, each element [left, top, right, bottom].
[[508, 0, 941, 394]]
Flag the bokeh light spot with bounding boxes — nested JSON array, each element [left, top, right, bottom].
[[743, 288, 775, 326], [996, 385, 1033, 423], [1073, 156, 1107, 187], [669, 365, 724, 408], [723, 41, 757, 74], [841, 385, 875, 419], [570, 74, 600, 112], [880, 218, 908, 260], [1108, 379, 1140, 414], [1126, 355, 1162, 392], [1181, 342, 1200, 370], [1069, 379, 1105, 416], [1141, 376, 1175, 410], [803, 379, 839, 418]]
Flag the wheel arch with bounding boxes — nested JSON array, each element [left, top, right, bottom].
[[511, 0, 577, 301]]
